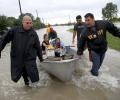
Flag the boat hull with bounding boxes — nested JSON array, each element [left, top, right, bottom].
[[40, 47, 79, 81]]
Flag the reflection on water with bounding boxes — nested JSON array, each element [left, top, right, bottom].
[[0, 25, 120, 100], [114, 22, 120, 28]]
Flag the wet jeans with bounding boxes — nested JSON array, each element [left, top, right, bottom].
[[91, 51, 105, 76], [77, 39, 80, 50]]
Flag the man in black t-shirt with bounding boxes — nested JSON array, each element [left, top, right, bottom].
[[72, 15, 84, 49]]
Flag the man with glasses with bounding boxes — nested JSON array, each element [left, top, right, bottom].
[[0, 15, 43, 86], [72, 15, 84, 50], [77, 13, 120, 76]]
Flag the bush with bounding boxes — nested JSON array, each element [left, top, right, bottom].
[[0, 15, 8, 35]]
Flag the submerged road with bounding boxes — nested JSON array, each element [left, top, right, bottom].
[[0, 26, 120, 100]]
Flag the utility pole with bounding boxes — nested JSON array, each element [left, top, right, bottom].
[[18, 0, 22, 16], [42, 18, 44, 24], [36, 10, 42, 28], [36, 10, 39, 18], [68, 15, 71, 25]]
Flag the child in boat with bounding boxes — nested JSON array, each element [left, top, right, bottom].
[[54, 38, 66, 57], [42, 34, 50, 54]]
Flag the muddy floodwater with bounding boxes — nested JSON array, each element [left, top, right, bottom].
[[0, 26, 120, 100]]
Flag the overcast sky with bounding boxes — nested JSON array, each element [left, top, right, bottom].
[[0, 0, 120, 24]]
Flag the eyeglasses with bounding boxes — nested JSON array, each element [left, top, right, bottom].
[[23, 22, 32, 24], [26, 22, 32, 24]]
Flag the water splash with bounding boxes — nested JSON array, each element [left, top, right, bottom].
[[72, 66, 120, 90]]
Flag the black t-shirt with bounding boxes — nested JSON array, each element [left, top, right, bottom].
[[80, 20, 120, 53], [74, 23, 85, 41], [48, 30, 57, 40], [42, 41, 49, 51]]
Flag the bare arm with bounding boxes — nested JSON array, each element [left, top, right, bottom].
[[43, 43, 49, 48], [72, 31, 77, 44], [72, 24, 77, 44]]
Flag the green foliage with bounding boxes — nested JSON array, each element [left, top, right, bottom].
[[111, 17, 120, 22], [33, 17, 41, 29], [19, 13, 34, 21], [68, 28, 74, 32], [0, 15, 8, 35], [0, 13, 45, 34], [13, 19, 21, 26], [102, 2, 118, 21], [107, 33, 120, 51], [68, 29, 120, 51], [17, 13, 45, 29], [33, 17, 45, 29], [7, 17, 17, 28]]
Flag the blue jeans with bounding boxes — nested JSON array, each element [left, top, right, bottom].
[[91, 51, 105, 76]]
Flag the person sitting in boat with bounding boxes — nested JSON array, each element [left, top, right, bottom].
[[46, 24, 51, 34], [54, 38, 66, 57], [48, 28, 57, 40], [42, 34, 50, 54]]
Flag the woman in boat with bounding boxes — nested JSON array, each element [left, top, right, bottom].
[[42, 34, 50, 54]]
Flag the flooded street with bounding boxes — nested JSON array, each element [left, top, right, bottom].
[[0, 26, 120, 100]]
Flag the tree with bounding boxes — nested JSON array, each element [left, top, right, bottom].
[[7, 17, 16, 28], [0, 12, 45, 33], [33, 17, 41, 29], [15, 13, 35, 26], [0, 15, 8, 35], [13, 19, 21, 26], [102, 2, 118, 21], [33, 17, 45, 29], [19, 13, 34, 21]]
